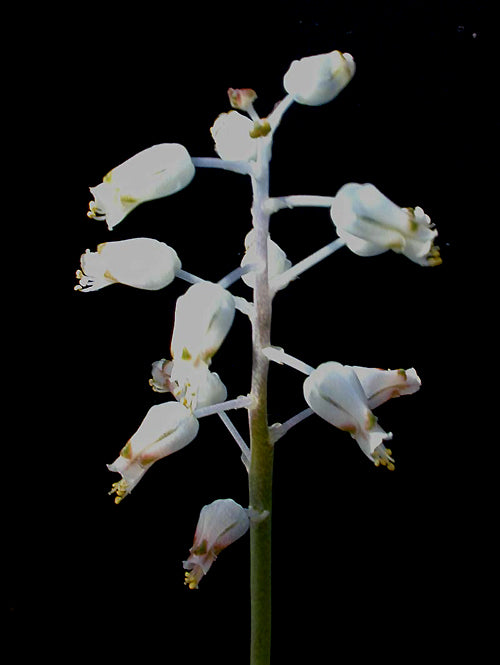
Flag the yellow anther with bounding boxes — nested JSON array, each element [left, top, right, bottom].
[[109, 479, 128, 504]]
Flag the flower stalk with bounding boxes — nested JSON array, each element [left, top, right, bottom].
[[248, 137, 274, 665]]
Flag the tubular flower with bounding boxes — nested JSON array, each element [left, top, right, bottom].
[[74, 238, 181, 292], [210, 111, 258, 161], [183, 499, 250, 589], [107, 401, 199, 503], [87, 143, 195, 230], [150, 358, 227, 411], [170, 282, 235, 366], [330, 183, 442, 266], [240, 229, 292, 290], [352, 366, 421, 409], [283, 50, 355, 106], [303, 361, 394, 468]]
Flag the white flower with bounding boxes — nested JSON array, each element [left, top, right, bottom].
[[74, 238, 181, 292], [352, 366, 421, 409], [283, 50, 355, 106], [330, 183, 442, 266], [150, 358, 227, 411], [107, 401, 199, 503], [183, 498, 250, 589], [170, 282, 235, 365], [240, 229, 292, 290], [210, 111, 258, 161], [303, 361, 394, 468], [88, 143, 195, 230]]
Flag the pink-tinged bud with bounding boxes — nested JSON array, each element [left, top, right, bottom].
[[183, 499, 250, 589], [227, 88, 258, 110]]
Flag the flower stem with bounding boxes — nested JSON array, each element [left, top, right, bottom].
[[248, 137, 273, 665]]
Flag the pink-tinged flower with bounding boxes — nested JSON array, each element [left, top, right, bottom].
[[303, 361, 394, 468], [352, 366, 421, 409], [87, 143, 195, 230], [330, 183, 442, 266], [170, 282, 235, 366], [283, 50, 355, 106], [107, 402, 199, 503], [74, 238, 181, 292], [183, 499, 250, 589]]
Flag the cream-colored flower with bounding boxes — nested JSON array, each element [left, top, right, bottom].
[[88, 143, 195, 230], [74, 238, 181, 292], [170, 282, 235, 365], [330, 183, 442, 266], [303, 361, 394, 468], [352, 366, 421, 409], [183, 499, 250, 589], [210, 111, 258, 161], [283, 50, 355, 106]]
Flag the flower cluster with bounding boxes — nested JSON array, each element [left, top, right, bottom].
[[75, 47, 441, 590]]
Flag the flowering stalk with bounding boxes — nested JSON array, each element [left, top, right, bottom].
[[248, 133, 274, 665]]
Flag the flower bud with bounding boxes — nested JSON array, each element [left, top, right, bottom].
[[240, 229, 292, 290], [283, 50, 355, 106], [170, 282, 235, 365], [107, 402, 199, 503], [303, 361, 394, 468], [210, 111, 258, 161], [88, 143, 195, 230], [227, 88, 258, 111], [183, 498, 250, 589], [330, 183, 442, 266], [74, 238, 181, 292], [352, 366, 421, 409]]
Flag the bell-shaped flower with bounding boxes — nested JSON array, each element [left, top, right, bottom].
[[170, 282, 235, 366], [303, 361, 394, 468], [88, 143, 196, 230], [183, 498, 250, 589], [240, 229, 292, 290], [107, 401, 199, 503], [283, 50, 355, 106], [210, 111, 258, 161], [150, 358, 227, 411], [330, 183, 442, 266], [74, 237, 181, 292], [352, 366, 421, 409]]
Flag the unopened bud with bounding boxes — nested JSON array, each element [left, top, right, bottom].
[[227, 88, 258, 110]]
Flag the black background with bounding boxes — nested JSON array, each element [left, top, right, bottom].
[[8, 1, 492, 663]]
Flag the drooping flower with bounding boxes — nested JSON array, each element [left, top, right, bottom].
[[150, 358, 227, 411], [88, 143, 195, 230], [330, 183, 442, 266], [183, 499, 250, 589], [74, 238, 181, 292], [107, 401, 199, 503], [352, 366, 421, 409], [240, 229, 292, 290], [283, 50, 355, 106], [170, 282, 235, 366], [210, 111, 258, 161], [303, 361, 394, 468]]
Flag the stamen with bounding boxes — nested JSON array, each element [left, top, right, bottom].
[[109, 479, 129, 504], [372, 445, 395, 471]]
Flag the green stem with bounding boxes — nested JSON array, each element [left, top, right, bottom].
[[248, 141, 273, 665]]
